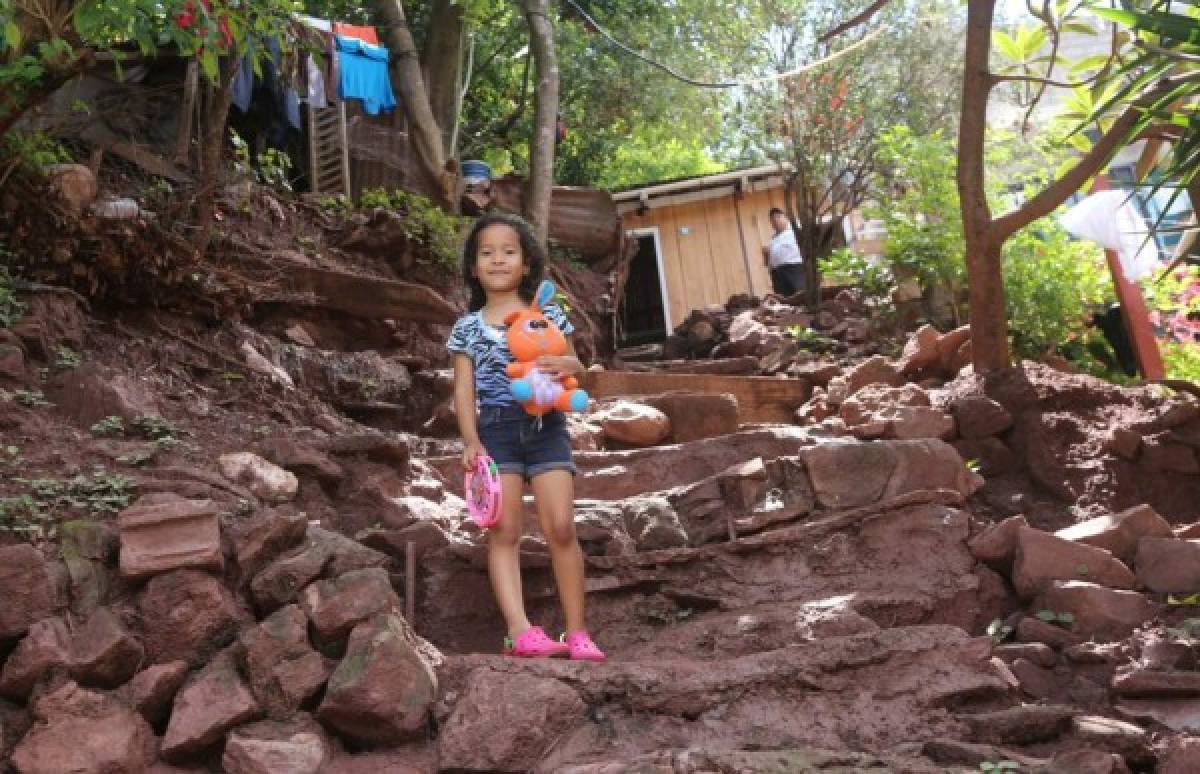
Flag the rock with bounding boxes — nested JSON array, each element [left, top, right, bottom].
[[68, 606, 143, 688], [249, 526, 387, 614], [0, 617, 71, 700], [1160, 735, 1200, 774], [360, 519, 452, 562], [1178, 521, 1200, 539], [993, 642, 1056, 668], [255, 437, 345, 485], [300, 567, 400, 646], [11, 681, 154, 774], [438, 669, 587, 772], [1046, 750, 1131, 774], [238, 605, 328, 719], [725, 311, 768, 356], [222, 716, 331, 774], [936, 326, 971, 373], [218, 452, 299, 503], [317, 613, 437, 745], [1134, 537, 1200, 593], [0, 544, 62, 639], [640, 391, 739, 442], [161, 650, 262, 760], [0, 329, 26, 380], [1115, 698, 1200, 732], [1108, 428, 1143, 460], [48, 364, 164, 427], [119, 661, 188, 726], [45, 163, 98, 215], [952, 395, 1013, 439], [790, 361, 842, 386], [899, 324, 941, 375], [886, 405, 956, 440], [1012, 527, 1134, 598], [139, 569, 242, 665], [799, 438, 980, 510], [230, 504, 308, 580], [1139, 635, 1197, 670], [1064, 642, 1124, 665], [595, 401, 671, 447], [1037, 581, 1157, 641], [883, 438, 983, 500], [0, 698, 30, 762], [284, 324, 316, 348], [60, 520, 117, 616], [117, 498, 222, 580], [969, 514, 1029, 564], [1070, 715, 1151, 766], [962, 704, 1075, 745], [1055, 504, 1174, 563], [845, 355, 901, 396], [1010, 657, 1056, 698], [566, 416, 603, 450], [1112, 668, 1200, 697], [1140, 435, 1200, 473], [840, 383, 930, 425], [1016, 616, 1083, 649], [620, 496, 689, 550]]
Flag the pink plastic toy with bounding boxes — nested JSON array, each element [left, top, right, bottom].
[[465, 454, 502, 528]]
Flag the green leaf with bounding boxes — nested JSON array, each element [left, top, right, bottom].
[[3, 21, 21, 51], [1058, 612, 1076, 625], [994, 30, 1023, 62], [199, 48, 218, 82], [1036, 610, 1057, 623]]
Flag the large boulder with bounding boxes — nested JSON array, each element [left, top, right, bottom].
[[221, 715, 331, 774], [249, 526, 388, 615], [1161, 735, 1200, 774], [594, 401, 671, 447], [1055, 504, 1174, 563], [161, 650, 262, 761], [1037, 581, 1158, 641], [641, 391, 740, 443], [620, 496, 689, 550], [119, 661, 188, 727], [438, 669, 587, 772], [1012, 527, 1135, 599], [799, 439, 981, 510], [0, 544, 62, 639], [68, 606, 144, 688], [951, 395, 1013, 439], [47, 364, 164, 427], [1135, 537, 1200, 593], [229, 504, 308, 580], [218, 452, 298, 503], [238, 605, 328, 719], [117, 498, 222, 580], [11, 681, 155, 774], [0, 618, 71, 700], [300, 567, 400, 646], [317, 613, 437, 745], [845, 355, 902, 396], [139, 569, 243, 665], [968, 514, 1028, 565]]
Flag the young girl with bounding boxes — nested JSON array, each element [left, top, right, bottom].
[[447, 212, 606, 662]]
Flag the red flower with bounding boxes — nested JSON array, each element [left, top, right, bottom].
[[175, 1, 195, 29], [219, 16, 232, 48]]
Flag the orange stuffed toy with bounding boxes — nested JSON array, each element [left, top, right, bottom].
[[504, 280, 590, 416]]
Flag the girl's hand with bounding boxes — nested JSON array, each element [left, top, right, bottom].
[[535, 355, 582, 380], [462, 440, 488, 471]]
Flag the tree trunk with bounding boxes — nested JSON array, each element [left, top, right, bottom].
[[193, 58, 236, 261], [421, 0, 466, 160], [522, 0, 559, 247], [372, 0, 451, 204], [958, 0, 1011, 372]]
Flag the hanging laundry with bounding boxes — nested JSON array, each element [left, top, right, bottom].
[[336, 35, 396, 116], [333, 22, 379, 44], [305, 54, 328, 108], [231, 52, 254, 112]]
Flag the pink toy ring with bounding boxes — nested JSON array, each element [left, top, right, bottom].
[[465, 454, 502, 529]]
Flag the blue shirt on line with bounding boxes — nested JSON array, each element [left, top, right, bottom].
[[336, 35, 397, 115]]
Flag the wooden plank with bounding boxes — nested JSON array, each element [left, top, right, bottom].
[[580, 370, 809, 424]]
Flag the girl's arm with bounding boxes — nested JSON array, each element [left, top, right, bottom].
[[453, 354, 485, 469], [535, 336, 584, 379]]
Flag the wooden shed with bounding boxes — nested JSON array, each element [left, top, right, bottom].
[[613, 165, 791, 342]]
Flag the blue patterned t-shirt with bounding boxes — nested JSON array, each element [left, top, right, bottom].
[[447, 303, 574, 407]]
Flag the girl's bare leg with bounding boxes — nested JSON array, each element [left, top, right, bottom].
[[531, 470, 587, 633], [488, 473, 531, 638]]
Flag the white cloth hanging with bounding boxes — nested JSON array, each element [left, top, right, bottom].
[[1059, 190, 1160, 280]]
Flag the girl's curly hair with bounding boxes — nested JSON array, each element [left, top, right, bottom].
[[461, 212, 546, 312]]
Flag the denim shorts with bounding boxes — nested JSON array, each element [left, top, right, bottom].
[[477, 403, 576, 481]]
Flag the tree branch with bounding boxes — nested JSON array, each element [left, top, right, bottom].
[[818, 0, 894, 43], [992, 76, 1192, 240]]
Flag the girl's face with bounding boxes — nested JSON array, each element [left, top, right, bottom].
[[474, 224, 526, 294]]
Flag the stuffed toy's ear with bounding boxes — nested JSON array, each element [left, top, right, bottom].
[[503, 310, 521, 326], [534, 280, 556, 310]]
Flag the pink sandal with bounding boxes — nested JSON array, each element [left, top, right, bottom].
[[504, 626, 569, 658], [564, 630, 606, 662]]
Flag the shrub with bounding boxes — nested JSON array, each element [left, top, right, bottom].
[[357, 187, 467, 268]]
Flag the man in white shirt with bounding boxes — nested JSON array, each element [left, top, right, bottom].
[[761, 207, 805, 297]]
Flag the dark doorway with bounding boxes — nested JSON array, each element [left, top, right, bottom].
[[620, 232, 668, 346]]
